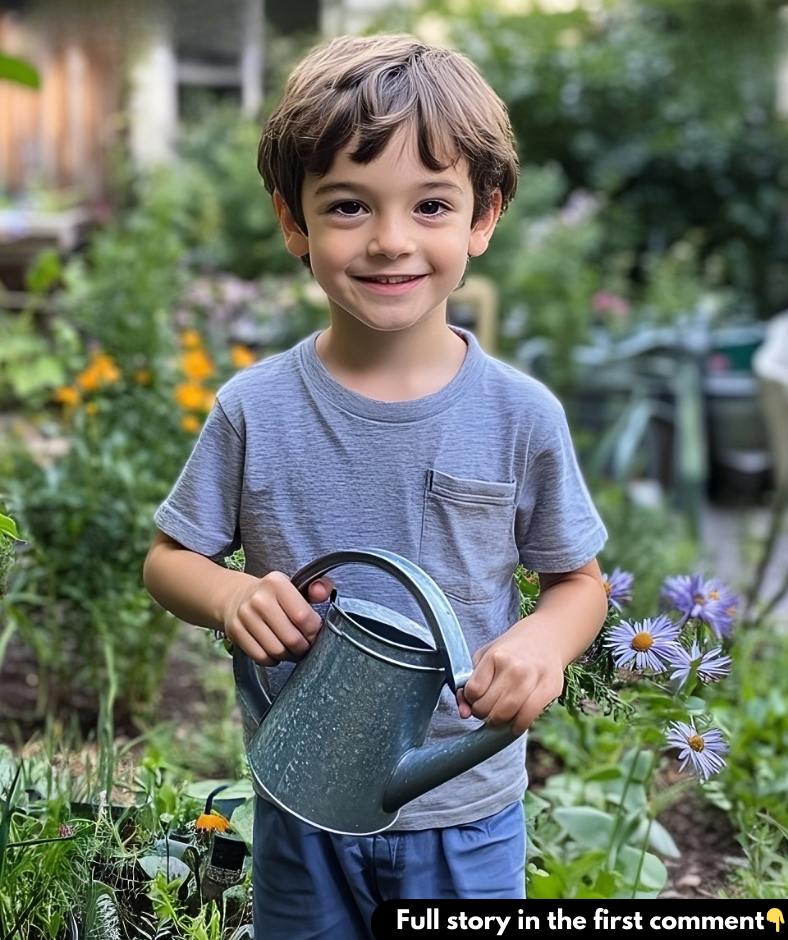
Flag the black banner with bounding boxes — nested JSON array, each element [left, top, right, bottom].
[[371, 901, 786, 938]]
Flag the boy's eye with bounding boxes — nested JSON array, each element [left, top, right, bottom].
[[417, 201, 448, 216], [331, 201, 365, 216]]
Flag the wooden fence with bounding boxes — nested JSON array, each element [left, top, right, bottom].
[[0, 12, 125, 199]]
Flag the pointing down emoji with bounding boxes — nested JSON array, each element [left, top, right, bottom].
[[768, 910, 785, 932]]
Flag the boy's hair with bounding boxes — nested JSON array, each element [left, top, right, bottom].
[[258, 33, 519, 258]]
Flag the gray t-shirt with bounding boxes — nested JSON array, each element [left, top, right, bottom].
[[154, 328, 607, 829]]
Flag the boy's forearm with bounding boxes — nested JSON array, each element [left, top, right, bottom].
[[143, 533, 258, 633], [516, 561, 607, 667]]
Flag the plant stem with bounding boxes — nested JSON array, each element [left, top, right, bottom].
[[630, 752, 655, 898], [606, 746, 640, 869]]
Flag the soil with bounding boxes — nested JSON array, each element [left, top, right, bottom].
[[1, 630, 743, 900]]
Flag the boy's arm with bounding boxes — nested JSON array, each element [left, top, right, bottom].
[[143, 531, 331, 666], [458, 558, 607, 736]]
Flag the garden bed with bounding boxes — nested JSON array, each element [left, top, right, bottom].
[[1, 626, 743, 902]]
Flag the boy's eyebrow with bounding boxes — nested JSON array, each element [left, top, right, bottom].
[[311, 180, 467, 198]]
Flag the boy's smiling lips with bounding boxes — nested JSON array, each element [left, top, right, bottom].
[[351, 273, 428, 294]]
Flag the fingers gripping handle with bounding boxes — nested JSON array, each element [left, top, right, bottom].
[[291, 549, 474, 693]]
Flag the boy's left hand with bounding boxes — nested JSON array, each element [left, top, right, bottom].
[[457, 560, 607, 737], [456, 620, 566, 737]]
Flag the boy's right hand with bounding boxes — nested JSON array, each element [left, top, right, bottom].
[[224, 572, 334, 666]]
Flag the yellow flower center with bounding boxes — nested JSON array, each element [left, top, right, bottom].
[[709, 590, 720, 601], [603, 580, 612, 596], [631, 632, 653, 651], [688, 734, 705, 752], [693, 593, 706, 605]]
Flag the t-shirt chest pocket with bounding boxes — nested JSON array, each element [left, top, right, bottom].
[[418, 469, 518, 605]]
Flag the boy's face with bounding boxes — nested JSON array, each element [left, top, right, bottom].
[[275, 127, 501, 336]]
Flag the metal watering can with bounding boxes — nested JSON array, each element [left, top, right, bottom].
[[233, 549, 518, 836]]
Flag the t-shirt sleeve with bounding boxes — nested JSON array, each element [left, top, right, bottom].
[[153, 400, 244, 561], [515, 391, 607, 573]]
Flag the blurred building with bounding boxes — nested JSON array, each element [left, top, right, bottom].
[[0, 0, 402, 198]]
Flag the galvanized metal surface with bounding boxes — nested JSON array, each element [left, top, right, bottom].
[[234, 549, 518, 835]]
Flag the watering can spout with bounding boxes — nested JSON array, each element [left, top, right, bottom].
[[382, 721, 516, 814]]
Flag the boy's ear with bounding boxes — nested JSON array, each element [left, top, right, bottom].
[[468, 190, 503, 259], [273, 191, 310, 258]]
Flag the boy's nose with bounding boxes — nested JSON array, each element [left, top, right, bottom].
[[367, 215, 415, 259]]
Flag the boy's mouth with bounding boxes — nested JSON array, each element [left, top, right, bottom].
[[355, 275, 424, 284]]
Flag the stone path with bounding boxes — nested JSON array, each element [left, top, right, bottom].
[[700, 502, 788, 630]]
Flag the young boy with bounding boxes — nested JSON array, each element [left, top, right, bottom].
[[144, 33, 607, 932]]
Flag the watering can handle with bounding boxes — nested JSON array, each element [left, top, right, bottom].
[[233, 645, 275, 727], [291, 548, 475, 693]]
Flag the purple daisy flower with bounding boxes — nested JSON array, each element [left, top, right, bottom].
[[665, 720, 728, 781], [606, 615, 681, 672], [602, 567, 634, 611], [660, 573, 739, 637], [667, 642, 732, 687]]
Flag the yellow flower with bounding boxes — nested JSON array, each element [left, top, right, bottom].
[[175, 382, 207, 411], [53, 385, 80, 406], [201, 389, 216, 412], [195, 811, 231, 832], [180, 329, 203, 349], [181, 414, 201, 434], [76, 352, 121, 391], [230, 344, 257, 369], [85, 402, 98, 415], [94, 353, 121, 383], [181, 349, 214, 382], [134, 369, 152, 386]]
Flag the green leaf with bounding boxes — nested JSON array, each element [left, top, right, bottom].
[[0, 763, 22, 881], [0, 514, 18, 540], [10, 355, 65, 396], [526, 867, 566, 899], [524, 791, 551, 820], [644, 819, 681, 858], [0, 51, 40, 89], [612, 889, 660, 899], [26, 249, 63, 296], [553, 806, 615, 849], [617, 845, 668, 891], [684, 696, 709, 715], [583, 765, 623, 782], [138, 854, 190, 884], [606, 780, 648, 814], [229, 797, 254, 849]]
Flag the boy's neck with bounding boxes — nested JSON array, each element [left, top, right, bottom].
[[314, 317, 468, 403]]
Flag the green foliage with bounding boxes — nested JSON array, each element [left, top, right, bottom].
[[595, 486, 697, 619], [478, 165, 605, 391], [721, 814, 788, 899], [60, 193, 185, 370], [172, 105, 295, 279], [424, 0, 788, 316], [0, 252, 76, 406], [0, 745, 120, 940], [0, 514, 17, 541], [706, 625, 788, 832], [0, 51, 40, 88], [6, 426, 180, 716], [3, 199, 196, 719], [0, 310, 74, 404], [0, 741, 252, 938], [527, 750, 677, 898], [0, 517, 17, 598], [520, 549, 735, 898]]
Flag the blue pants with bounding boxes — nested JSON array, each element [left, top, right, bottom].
[[252, 798, 526, 939]]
